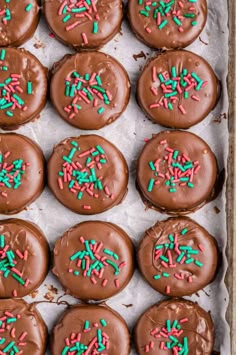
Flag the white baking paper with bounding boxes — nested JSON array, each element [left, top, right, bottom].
[[0, 0, 230, 353]]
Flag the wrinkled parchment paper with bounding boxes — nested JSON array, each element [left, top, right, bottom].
[[1, 0, 230, 353]]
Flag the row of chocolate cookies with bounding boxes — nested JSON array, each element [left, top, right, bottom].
[[0, 297, 214, 355], [0, 46, 218, 131], [0, 216, 217, 354], [1, 0, 207, 51], [126, 1, 220, 354], [0, 216, 218, 301], [0, 131, 217, 216]]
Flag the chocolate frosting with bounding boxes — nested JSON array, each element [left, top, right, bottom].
[[0, 47, 48, 129], [50, 52, 130, 130], [0, 0, 40, 47], [137, 50, 218, 129], [0, 299, 47, 355], [134, 298, 214, 354], [51, 304, 130, 355], [128, 0, 207, 49], [0, 133, 45, 214], [137, 217, 218, 297], [53, 221, 134, 300], [136, 130, 217, 214], [0, 218, 49, 298], [44, 0, 123, 50], [47, 135, 129, 215]]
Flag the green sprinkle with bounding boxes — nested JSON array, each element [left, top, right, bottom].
[[25, 3, 33, 11], [153, 274, 161, 279], [173, 16, 182, 26], [181, 228, 188, 235], [5, 111, 13, 117], [185, 258, 194, 264], [84, 320, 90, 330], [63, 14, 71, 22], [162, 272, 170, 277], [148, 178, 155, 192], [139, 10, 149, 16], [71, 141, 78, 147], [11, 273, 25, 285], [100, 319, 107, 327], [171, 66, 177, 78], [97, 107, 105, 114], [159, 20, 168, 29], [0, 49, 6, 61], [27, 82, 32, 94], [195, 260, 203, 267], [149, 161, 155, 171], [0, 235, 4, 248], [93, 21, 99, 34]]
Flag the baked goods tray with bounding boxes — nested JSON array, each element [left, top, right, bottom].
[[0, 0, 232, 353], [226, 0, 236, 354]]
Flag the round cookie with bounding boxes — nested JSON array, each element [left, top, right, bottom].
[[53, 221, 134, 300], [0, 299, 47, 355], [0, 48, 48, 130], [51, 304, 130, 355], [134, 298, 214, 354], [136, 130, 217, 214], [137, 50, 218, 129], [0, 218, 49, 298], [0, 133, 45, 214], [47, 135, 128, 214], [50, 52, 130, 130], [137, 217, 218, 296], [44, 0, 123, 50], [128, 0, 207, 49], [0, 0, 40, 47]]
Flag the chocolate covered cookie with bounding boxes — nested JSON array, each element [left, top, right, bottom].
[[44, 0, 123, 50], [134, 298, 214, 354], [0, 0, 40, 47], [137, 217, 218, 296], [53, 221, 134, 300], [51, 304, 130, 355], [0, 133, 45, 214], [0, 299, 47, 355], [0, 218, 49, 298], [0, 48, 48, 129], [128, 0, 207, 49], [48, 135, 128, 214], [50, 52, 130, 130], [137, 50, 218, 129], [136, 130, 217, 214]]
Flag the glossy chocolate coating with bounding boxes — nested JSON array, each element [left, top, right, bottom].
[[50, 52, 130, 130], [48, 135, 128, 215], [136, 130, 217, 214], [0, 218, 49, 298], [0, 0, 40, 47], [136, 50, 218, 129], [53, 221, 134, 300], [128, 0, 207, 49], [51, 304, 130, 355], [134, 298, 214, 354], [0, 47, 48, 129], [0, 133, 45, 214], [0, 299, 47, 355], [137, 217, 218, 296], [44, 0, 123, 50]]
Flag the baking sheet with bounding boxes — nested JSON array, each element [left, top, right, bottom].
[[0, 0, 230, 353]]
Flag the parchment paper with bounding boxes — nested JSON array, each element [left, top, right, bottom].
[[0, 0, 230, 353]]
